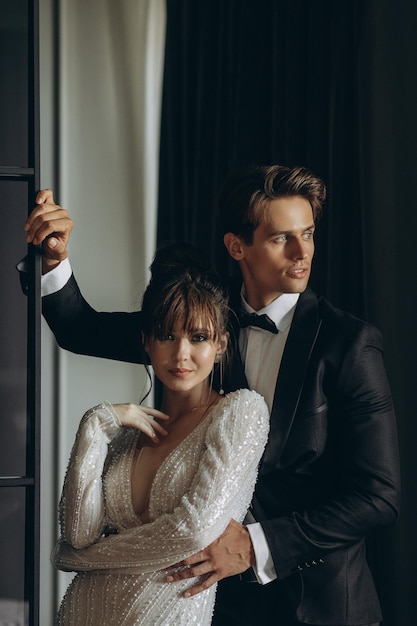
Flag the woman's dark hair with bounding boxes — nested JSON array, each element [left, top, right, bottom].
[[141, 241, 230, 344], [219, 164, 327, 244]]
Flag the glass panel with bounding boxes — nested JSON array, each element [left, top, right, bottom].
[[0, 488, 28, 625], [0, 181, 28, 477], [0, 0, 29, 167]]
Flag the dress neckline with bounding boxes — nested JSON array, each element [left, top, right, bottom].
[[128, 393, 227, 521]]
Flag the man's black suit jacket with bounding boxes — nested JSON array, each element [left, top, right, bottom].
[[42, 276, 400, 625]]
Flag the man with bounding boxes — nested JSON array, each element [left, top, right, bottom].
[[25, 165, 400, 625]]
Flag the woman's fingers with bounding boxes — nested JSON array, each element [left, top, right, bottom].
[[112, 404, 170, 442]]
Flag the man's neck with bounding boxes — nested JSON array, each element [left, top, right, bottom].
[[242, 288, 284, 312]]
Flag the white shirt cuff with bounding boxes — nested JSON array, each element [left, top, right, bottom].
[[41, 257, 72, 297], [246, 522, 277, 584]]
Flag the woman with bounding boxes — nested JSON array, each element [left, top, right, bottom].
[[52, 242, 269, 625]]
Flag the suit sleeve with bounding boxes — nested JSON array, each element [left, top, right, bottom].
[[52, 390, 270, 574], [42, 273, 145, 363], [261, 322, 400, 580]]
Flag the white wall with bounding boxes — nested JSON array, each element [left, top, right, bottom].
[[39, 1, 166, 621]]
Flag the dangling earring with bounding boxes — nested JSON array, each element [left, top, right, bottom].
[[214, 353, 225, 395]]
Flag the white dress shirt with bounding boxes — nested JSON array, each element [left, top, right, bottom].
[[239, 289, 299, 412], [41, 257, 72, 297], [239, 288, 299, 584]]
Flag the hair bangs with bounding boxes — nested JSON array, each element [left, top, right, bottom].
[[152, 283, 222, 341]]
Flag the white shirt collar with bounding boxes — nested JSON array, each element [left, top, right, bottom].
[[240, 288, 300, 333]]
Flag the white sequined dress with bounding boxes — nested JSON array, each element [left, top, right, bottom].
[[52, 389, 269, 625]]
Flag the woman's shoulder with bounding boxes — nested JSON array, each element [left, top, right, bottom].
[[222, 388, 268, 409], [208, 389, 269, 449], [216, 389, 269, 429]]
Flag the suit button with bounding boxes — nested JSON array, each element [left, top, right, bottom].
[[304, 562, 311, 568], [318, 558, 324, 565], [297, 565, 304, 571], [311, 560, 317, 566]]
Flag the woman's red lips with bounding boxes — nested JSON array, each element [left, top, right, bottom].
[[170, 368, 192, 376]]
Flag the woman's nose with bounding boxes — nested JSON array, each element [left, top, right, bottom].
[[172, 338, 190, 361]]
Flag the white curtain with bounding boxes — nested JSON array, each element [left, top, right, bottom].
[[59, 0, 166, 308], [40, 0, 166, 619]]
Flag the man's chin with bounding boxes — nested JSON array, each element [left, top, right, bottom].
[[282, 282, 309, 294]]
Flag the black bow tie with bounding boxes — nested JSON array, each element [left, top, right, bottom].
[[240, 312, 279, 334]]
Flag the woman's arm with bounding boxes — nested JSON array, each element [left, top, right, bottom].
[[58, 401, 169, 548], [58, 402, 122, 549], [53, 389, 269, 574]]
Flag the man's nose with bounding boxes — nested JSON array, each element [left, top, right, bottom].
[[291, 238, 309, 260]]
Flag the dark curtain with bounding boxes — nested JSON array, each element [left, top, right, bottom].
[[158, 0, 365, 314], [157, 1, 417, 624]]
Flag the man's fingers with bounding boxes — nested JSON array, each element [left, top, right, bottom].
[[182, 551, 205, 566], [35, 188, 54, 205], [24, 204, 57, 232], [183, 573, 218, 598], [165, 564, 218, 597], [25, 206, 64, 232], [45, 236, 58, 250], [166, 561, 207, 583], [28, 219, 72, 247], [165, 566, 192, 583], [165, 521, 253, 597], [25, 212, 73, 246]]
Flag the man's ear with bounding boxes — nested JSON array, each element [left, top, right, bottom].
[[223, 232, 245, 261]]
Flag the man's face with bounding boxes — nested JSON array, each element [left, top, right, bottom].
[[236, 196, 315, 309]]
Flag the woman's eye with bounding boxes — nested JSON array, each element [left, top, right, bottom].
[[157, 333, 175, 341], [192, 334, 208, 342]]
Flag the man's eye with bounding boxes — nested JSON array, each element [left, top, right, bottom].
[[303, 231, 314, 240]]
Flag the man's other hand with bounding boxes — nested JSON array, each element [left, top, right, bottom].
[[165, 519, 255, 597], [24, 189, 73, 273]]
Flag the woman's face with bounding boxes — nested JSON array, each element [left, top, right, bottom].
[[145, 321, 227, 395]]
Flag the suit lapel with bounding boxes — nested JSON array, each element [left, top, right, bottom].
[[260, 289, 322, 473]]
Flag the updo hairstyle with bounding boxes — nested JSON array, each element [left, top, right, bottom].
[[141, 242, 230, 346]]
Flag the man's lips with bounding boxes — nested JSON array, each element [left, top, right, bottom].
[[286, 266, 309, 279]]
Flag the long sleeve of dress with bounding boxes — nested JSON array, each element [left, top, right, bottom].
[[53, 389, 269, 574], [57, 402, 122, 549]]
